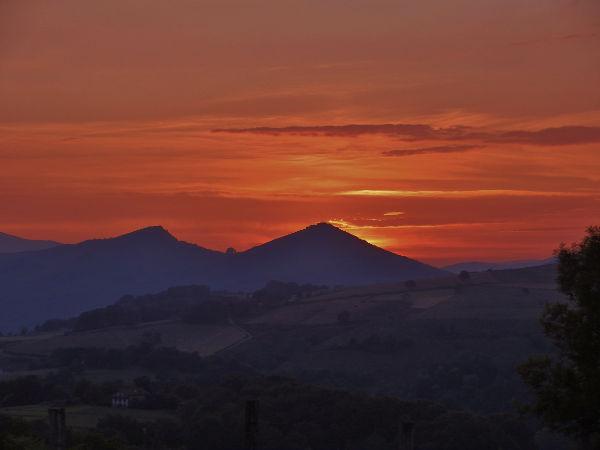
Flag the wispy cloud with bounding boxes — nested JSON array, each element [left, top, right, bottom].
[[490, 126, 600, 145], [214, 124, 600, 146], [510, 32, 598, 46], [212, 123, 462, 140], [382, 144, 480, 157], [337, 189, 594, 198]]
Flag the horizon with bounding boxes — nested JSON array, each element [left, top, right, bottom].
[[2, 221, 557, 267], [1, 0, 599, 265], [1, 3, 598, 447]]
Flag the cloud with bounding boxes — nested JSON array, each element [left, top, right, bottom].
[[560, 32, 598, 41], [510, 32, 598, 46], [382, 144, 480, 157], [337, 189, 594, 199], [214, 124, 600, 146], [213, 123, 466, 140], [490, 126, 600, 146]]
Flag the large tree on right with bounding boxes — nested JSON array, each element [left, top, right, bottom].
[[519, 226, 600, 448]]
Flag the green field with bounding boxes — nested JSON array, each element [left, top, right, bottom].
[[2, 320, 249, 357], [244, 272, 560, 327], [0, 404, 174, 429]]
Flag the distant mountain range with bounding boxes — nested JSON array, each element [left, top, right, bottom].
[[443, 257, 556, 273], [0, 232, 60, 254], [0, 223, 445, 330]]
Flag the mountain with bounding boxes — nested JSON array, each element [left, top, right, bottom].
[[230, 223, 445, 288], [443, 257, 556, 273], [0, 223, 447, 330], [0, 232, 60, 253], [0, 226, 225, 330]]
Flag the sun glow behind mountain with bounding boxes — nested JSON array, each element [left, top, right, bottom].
[[1, 1, 599, 265]]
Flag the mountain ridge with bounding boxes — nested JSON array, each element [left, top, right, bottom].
[[0, 222, 447, 330], [443, 257, 556, 273], [0, 232, 61, 254]]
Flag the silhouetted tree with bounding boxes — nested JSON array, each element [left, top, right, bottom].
[[458, 270, 471, 282], [337, 310, 351, 325], [518, 226, 600, 448], [141, 331, 162, 347], [404, 280, 417, 290]]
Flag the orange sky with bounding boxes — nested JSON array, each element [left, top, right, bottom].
[[1, 0, 599, 265]]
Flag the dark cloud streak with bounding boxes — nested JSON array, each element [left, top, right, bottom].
[[214, 124, 600, 146], [491, 126, 600, 146], [213, 123, 467, 140], [382, 145, 481, 157]]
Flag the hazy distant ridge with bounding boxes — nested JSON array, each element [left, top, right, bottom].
[[0, 232, 61, 254], [443, 257, 556, 273]]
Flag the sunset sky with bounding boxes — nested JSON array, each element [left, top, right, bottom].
[[1, 0, 599, 265]]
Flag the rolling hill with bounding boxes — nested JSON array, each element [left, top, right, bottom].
[[0, 223, 446, 330], [0, 226, 225, 330], [0, 232, 60, 254], [222, 263, 562, 413], [2, 263, 562, 417], [443, 257, 556, 273]]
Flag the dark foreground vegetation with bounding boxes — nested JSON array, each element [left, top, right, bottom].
[[519, 226, 600, 449], [0, 353, 535, 450], [32, 281, 327, 334], [1, 227, 599, 449]]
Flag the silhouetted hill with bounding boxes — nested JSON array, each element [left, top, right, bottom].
[[231, 223, 445, 288], [443, 257, 555, 273], [8, 262, 562, 420], [0, 223, 446, 330], [0, 232, 60, 253], [0, 226, 224, 330]]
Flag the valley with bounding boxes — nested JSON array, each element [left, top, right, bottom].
[[1, 263, 561, 415]]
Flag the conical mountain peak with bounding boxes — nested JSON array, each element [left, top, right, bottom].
[[305, 222, 345, 232], [295, 222, 370, 244], [242, 222, 400, 263], [116, 225, 177, 242]]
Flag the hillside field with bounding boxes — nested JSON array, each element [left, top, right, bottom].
[[0, 321, 249, 358]]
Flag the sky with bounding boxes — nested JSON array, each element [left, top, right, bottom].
[[1, 0, 599, 265]]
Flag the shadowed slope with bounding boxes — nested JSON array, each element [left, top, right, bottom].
[[0, 232, 60, 253], [0, 223, 446, 330], [443, 257, 556, 273], [231, 223, 446, 289], [0, 226, 225, 329]]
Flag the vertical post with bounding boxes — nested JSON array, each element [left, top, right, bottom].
[[245, 400, 258, 450], [399, 418, 414, 450], [48, 408, 66, 450]]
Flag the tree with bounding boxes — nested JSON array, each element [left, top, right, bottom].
[[458, 270, 470, 282], [518, 226, 600, 448], [337, 310, 351, 325]]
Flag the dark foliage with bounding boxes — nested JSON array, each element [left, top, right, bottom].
[[50, 344, 207, 374], [405, 279, 417, 289], [36, 282, 326, 333], [0, 373, 536, 450], [73, 285, 211, 331], [519, 226, 600, 447], [252, 281, 328, 306], [0, 415, 47, 449]]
